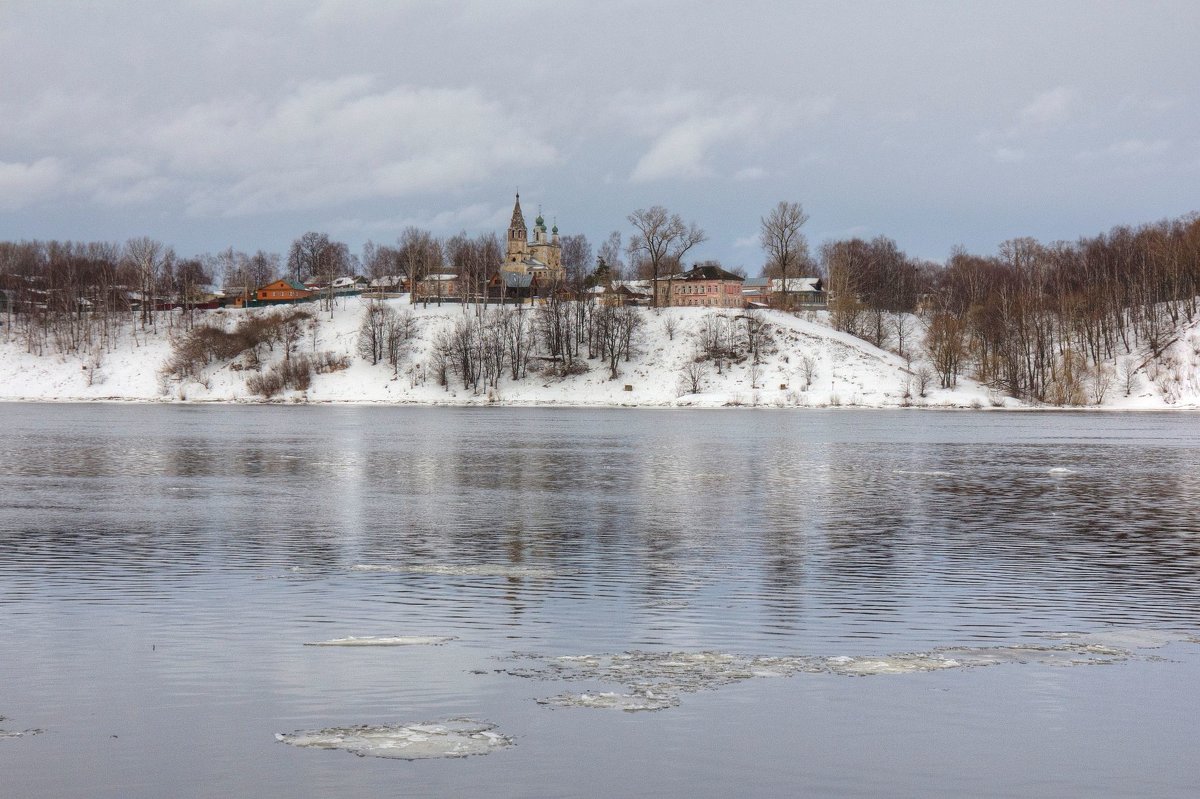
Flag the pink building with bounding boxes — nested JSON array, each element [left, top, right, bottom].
[[655, 264, 745, 308]]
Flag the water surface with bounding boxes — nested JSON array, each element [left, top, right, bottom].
[[2, 405, 1199, 797]]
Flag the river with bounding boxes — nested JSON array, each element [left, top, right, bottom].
[[2, 404, 1199, 797]]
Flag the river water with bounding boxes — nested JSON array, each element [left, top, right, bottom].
[[1, 404, 1199, 797]]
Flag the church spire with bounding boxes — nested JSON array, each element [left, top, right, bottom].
[[509, 193, 526, 234]]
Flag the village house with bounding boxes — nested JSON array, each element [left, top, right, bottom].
[[255, 278, 314, 304], [742, 276, 826, 309], [591, 280, 652, 307], [414, 273, 460, 301], [655, 265, 745, 308], [330, 275, 369, 294], [367, 275, 407, 294]]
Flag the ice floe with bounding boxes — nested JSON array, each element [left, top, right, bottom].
[[304, 635, 456, 647], [0, 717, 43, 739], [536, 690, 680, 712], [1047, 467, 1074, 475], [275, 718, 513, 760], [351, 564, 562, 578], [500, 636, 1195, 711]]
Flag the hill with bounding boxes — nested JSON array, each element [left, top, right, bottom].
[[1, 296, 1197, 409]]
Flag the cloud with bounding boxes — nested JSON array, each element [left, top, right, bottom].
[[618, 89, 830, 184], [1014, 87, 1077, 132], [1075, 138, 1171, 162], [630, 108, 760, 183], [1, 76, 560, 217], [145, 76, 559, 215], [992, 147, 1027, 163], [333, 202, 509, 235], [0, 157, 66, 209], [733, 166, 767, 181]]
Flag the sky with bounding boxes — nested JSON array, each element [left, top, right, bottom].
[[1, 0, 1197, 271]]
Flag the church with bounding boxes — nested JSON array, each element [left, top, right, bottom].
[[502, 193, 564, 280]]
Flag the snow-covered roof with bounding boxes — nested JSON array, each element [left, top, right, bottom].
[[369, 275, 404, 288], [771, 277, 822, 293], [614, 280, 651, 292]]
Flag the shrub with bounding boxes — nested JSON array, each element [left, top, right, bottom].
[[247, 354, 314, 397]]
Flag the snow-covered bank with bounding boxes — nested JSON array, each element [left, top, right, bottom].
[[1, 296, 1197, 409]]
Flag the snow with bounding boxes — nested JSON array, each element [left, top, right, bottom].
[[2, 296, 1198, 409]]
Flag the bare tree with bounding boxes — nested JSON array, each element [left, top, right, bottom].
[[560, 233, 592, 293], [397, 227, 442, 303], [357, 300, 391, 365], [741, 308, 772, 364], [287, 232, 330, 284], [800, 354, 817, 390], [1089, 363, 1114, 405], [597, 231, 625, 281], [1118, 358, 1141, 397], [125, 237, 170, 331], [759, 201, 810, 309], [914, 364, 935, 398], [679, 356, 709, 395], [627, 206, 706, 307]]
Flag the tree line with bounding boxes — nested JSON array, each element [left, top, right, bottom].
[[4, 206, 1200, 405], [821, 214, 1200, 403]]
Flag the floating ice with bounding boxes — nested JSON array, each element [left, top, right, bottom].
[[823, 654, 962, 675], [537, 689, 680, 712], [304, 635, 456, 647], [501, 636, 1192, 710], [1051, 629, 1189, 651], [352, 564, 562, 578], [276, 718, 513, 760], [1047, 467, 1074, 475], [895, 470, 955, 477], [0, 717, 43, 740]]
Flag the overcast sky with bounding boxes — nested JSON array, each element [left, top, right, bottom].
[[1, 0, 1197, 270]]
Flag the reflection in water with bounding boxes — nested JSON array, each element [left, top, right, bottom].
[[2, 405, 1200, 797]]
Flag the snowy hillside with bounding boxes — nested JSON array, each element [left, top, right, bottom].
[[1, 295, 1197, 409]]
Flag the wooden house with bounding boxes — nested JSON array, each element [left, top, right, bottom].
[[256, 278, 314, 304]]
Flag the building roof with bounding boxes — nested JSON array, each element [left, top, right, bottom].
[[771, 277, 823, 293], [266, 278, 310, 292], [685, 265, 745, 282], [614, 280, 651, 293], [368, 275, 405, 288], [499, 271, 534, 288]]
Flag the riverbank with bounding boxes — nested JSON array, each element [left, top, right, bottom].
[[1, 297, 1196, 409]]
